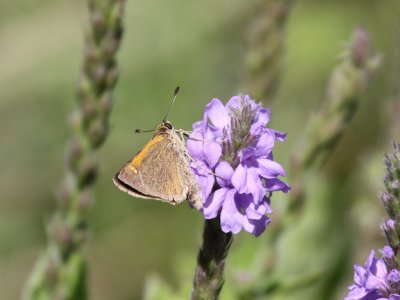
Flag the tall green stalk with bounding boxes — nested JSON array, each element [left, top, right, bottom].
[[244, 0, 294, 100], [191, 218, 233, 300], [239, 28, 381, 300], [288, 28, 381, 217], [23, 1, 126, 299]]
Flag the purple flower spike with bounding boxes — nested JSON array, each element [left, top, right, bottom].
[[344, 250, 400, 300], [188, 95, 289, 236]]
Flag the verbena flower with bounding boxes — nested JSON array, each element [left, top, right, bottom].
[[344, 250, 400, 300], [345, 144, 400, 300], [187, 95, 289, 236]]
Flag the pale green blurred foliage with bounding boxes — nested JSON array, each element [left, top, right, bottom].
[[0, 0, 399, 299]]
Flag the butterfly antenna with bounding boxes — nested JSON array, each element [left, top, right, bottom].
[[134, 128, 154, 134], [162, 86, 180, 122]]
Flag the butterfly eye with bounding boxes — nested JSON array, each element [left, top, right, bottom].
[[164, 121, 173, 130]]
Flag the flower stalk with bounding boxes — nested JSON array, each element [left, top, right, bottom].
[[244, 0, 295, 100], [23, 1, 126, 299], [191, 217, 233, 300]]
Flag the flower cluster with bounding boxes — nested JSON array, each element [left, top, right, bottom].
[[345, 144, 400, 300], [344, 249, 400, 300], [187, 95, 289, 236], [381, 144, 400, 251]]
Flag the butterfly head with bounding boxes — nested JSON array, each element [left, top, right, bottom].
[[154, 120, 174, 135]]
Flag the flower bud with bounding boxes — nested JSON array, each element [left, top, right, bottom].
[[106, 66, 119, 88], [65, 137, 84, 171], [388, 269, 400, 284], [77, 189, 93, 213], [99, 92, 113, 115], [88, 119, 107, 147], [45, 258, 59, 286], [49, 218, 73, 254], [382, 219, 400, 252], [56, 181, 72, 210], [78, 156, 98, 187], [351, 27, 370, 67], [381, 191, 395, 218]]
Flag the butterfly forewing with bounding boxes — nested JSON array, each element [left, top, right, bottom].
[[113, 122, 203, 210], [115, 132, 188, 204]]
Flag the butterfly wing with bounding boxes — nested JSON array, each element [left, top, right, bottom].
[[113, 133, 189, 204]]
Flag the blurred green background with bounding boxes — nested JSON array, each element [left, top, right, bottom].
[[1, 0, 399, 299]]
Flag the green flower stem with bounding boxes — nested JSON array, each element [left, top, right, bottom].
[[244, 0, 295, 100], [191, 217, 233, 300], [23, 1, 126, 299]]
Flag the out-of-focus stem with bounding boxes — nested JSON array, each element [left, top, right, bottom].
[[191, 217, 233, 300], [288, 28, 381, 216], [239, 28, 381, 299], [244, 0, 295, 100], [23, 1, 126, 299]]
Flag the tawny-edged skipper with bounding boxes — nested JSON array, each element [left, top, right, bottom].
[[113, 87, 203, 210]]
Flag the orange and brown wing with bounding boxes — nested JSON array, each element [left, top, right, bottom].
[[113, 134, 188, 204]]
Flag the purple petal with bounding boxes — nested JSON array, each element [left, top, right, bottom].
[[203, 98, 230, 130], [226, 95, 243, 109], [220, 191, 244, 234], [246, 201, 270, 219], [239, 146, 256, 162], [264, 178, 290, 193], [231, 164, 247, 192], [202, 188, 228, 219], [215, 161, 234, 188], [364, 252, 389, 292], [364, 250, 376, 269], [366, 252, 388, 279], [250, 107, 271, 135], [191, 162, 215, 200], [261, 196, 273, 213], [354, 265, 366, 286], [253, 129, 275, 158], [243, 95, 259, 108], [232, 164, 266, 202], [343, 286, 369, 300], [258, 158, 286, 178], [389, 295, 400, 300], [204, 141, 222, 168], [238, 131, 275, 162], [273, 130, 287, 142], [192, 121, 203, 130], [243, 215, 271, 237], [365, 273, 388, 293], [203, 122, 222, 140], [373, 257, 389, 279], [187, 129, 206, 162]]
